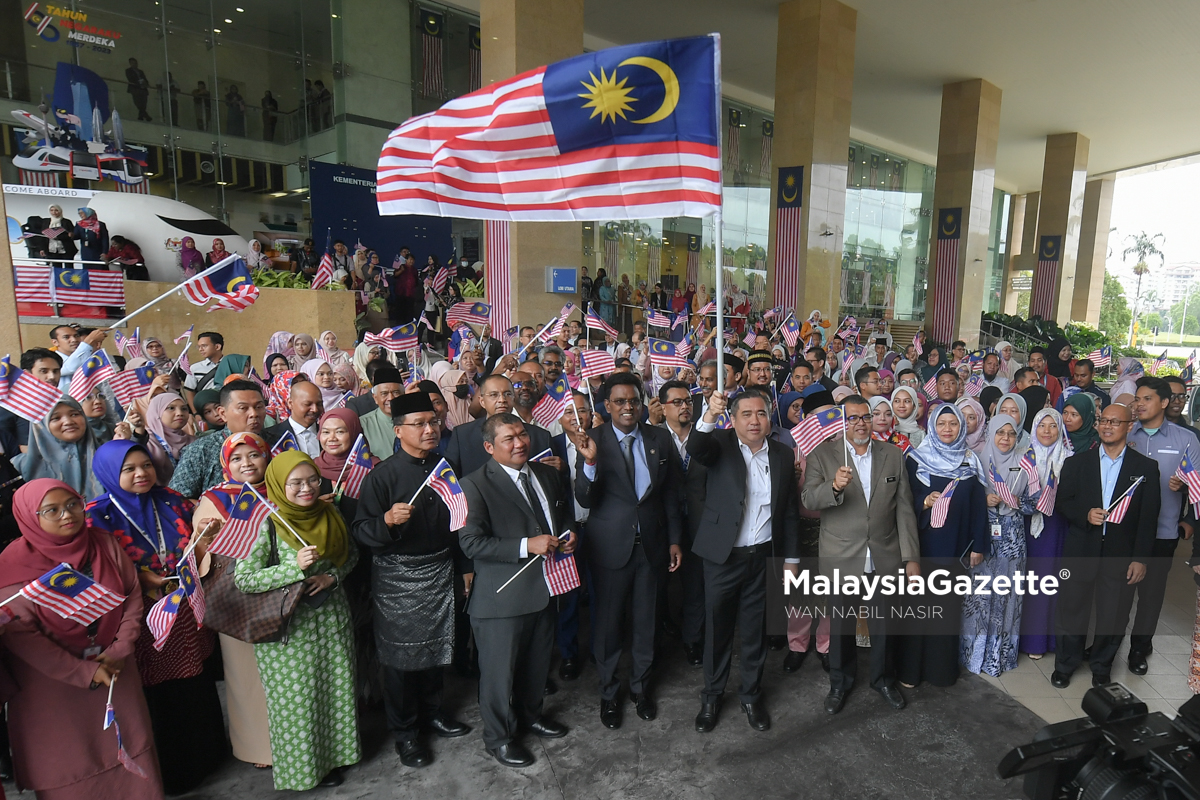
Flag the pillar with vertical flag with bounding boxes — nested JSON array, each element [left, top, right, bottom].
[[419, 8, 445, 99], [485, 220, 512, 338], [685, 234, 701, 289], [929, 208, 962, 345], [468, 24, 482, 93], [774, 166, 803, 313], [1030, 235, 1063, 320], [725, 108, 741, 169], [759, 120, 773, 178]]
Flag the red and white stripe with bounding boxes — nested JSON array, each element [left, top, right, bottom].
[[18, 169, 60, 187], [146, 590, 183, 650], [15, 266, 125, 306], [376, 68, 721, 221], [931, 236, 959, 345], [1031, 257, 1058, 319], [775, 206, 801, 312], [115, 180, 150, 194], [930, 479, 959, 528], [312, 252, 334, 289], [485, 220, 512, 336], [20, 576, 123, 625], [1105, 477, 1144, 525], [422, 30, 444, 98], [579, 349, 615, 378], [0, 368, 63, 422], [206, 284, 260, 312], [685, 245, 700, 289], [759, 130, 772, 178], [469, 42, 482, 93], [543, 551, 580, 596]]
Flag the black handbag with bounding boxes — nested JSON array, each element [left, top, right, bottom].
[[201, 521, 305, 644]]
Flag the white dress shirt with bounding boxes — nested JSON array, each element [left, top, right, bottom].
[[288, 417, 321, 458], [184, 357, 221, 391], [565, 439, 589, 523], [695, 419, 772, 546], [848, 442, 874, 571], [499, 462, 554, 558]]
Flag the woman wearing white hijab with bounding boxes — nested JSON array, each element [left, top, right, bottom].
[[1020, 408, 1071, 659], [891, 385, 925, 447], [961, 414, 1039, 678], [995, 341, 1020, 382]]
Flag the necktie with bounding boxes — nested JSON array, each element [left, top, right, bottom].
[[519, 471, 552, 536], [621, 435, 637, 492]]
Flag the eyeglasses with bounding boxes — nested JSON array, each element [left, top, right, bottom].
[[483, 390, 515, 400], [36, 500, 82, 518], [609, 397, 643, 407], [284, 476, 323, 490], [844, 414, 868, 424], [665, 398, 690, 407], [1171, 393, 1187, 400], [397, 421, 439, 431], [1098, 418, 1130, 427]]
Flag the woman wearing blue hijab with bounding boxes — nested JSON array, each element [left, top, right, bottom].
[[85, 439, 230, 795], [898, 403, 990, 688]]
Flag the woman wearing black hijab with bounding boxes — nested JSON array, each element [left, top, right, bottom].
[[1046, 337, 1073, 382], [979, 386, 1004, 419], [1017, 385, 1051, 433]]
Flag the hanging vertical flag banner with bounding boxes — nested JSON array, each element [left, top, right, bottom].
[[930, 208, 962, 346], [685, 234, 701, 290], [725, 108, 741, 169], [602, 227, 620, 274], [759, 120, 773, 178], [419, 8, 445, 99], [1030, 235, 1063, 320], [485, 220, 512, 338], [468, 24, 482, 93], [775, 165, 803, 313]]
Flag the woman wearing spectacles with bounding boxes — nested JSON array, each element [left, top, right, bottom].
[[86, 440, 228, 795]]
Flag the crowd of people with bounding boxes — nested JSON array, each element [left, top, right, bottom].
[[0, 300, 1196, 797]]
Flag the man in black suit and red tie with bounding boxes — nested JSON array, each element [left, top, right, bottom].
[[1052, 401, 1161, 688], [573, 372, 684, 729]]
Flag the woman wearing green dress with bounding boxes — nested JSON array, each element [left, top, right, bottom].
[[235, 450, 362, 790]]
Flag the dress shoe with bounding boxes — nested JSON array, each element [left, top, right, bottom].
[[396, 739, 431, 768], [820, 652, 830, 673], [783, 650, 808, 673], [1092, 672, 1111, 688], [824, 689, 847, 715], [600, 698, 622, 729], [1128, 651, 1149, 676], [527, 717, 568, 738], [632, 692, 657, 721], [318, 769, 344, 786], [767, 635, 786, 651], [428, 715, 471, 738], [559, 657, 581, 681], [544, 678, 558, 696], [694, 702, 719, 732], [489, 742, 535, 768], [874, 685, 906, 710], [742, 702, 770, 731], [684, 642, 703, 667], [1050, 670, 1071, 689]]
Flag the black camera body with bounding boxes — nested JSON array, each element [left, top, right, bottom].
[[998, 684, 1200, 800]]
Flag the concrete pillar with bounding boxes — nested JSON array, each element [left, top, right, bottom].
[[922, 79, 1002, 347], [480, 0, 584, 328], [999, 193, 1026, 314], [1071, 176, 1115, 327], [329, 0, 413, 170], [0, 189, 20, 358], [767, 0, 856, 316], [1029, 133, 1089, 324]]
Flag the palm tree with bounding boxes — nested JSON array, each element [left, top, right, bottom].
[[1123, 231, 1165, 343]]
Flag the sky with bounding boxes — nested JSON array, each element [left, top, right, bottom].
[[1106, 160, 1200, 294]]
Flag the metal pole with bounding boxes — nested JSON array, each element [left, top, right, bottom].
[[1181, 281, 1191, 345], [715, 210, 725, 395]]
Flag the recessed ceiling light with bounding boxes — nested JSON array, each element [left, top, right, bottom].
[[224, 18, 232, 23], [236, 6, 244, 10], [331, 13, 338, 17], [216, 180, 229, 186], [213, 27, 222, 32]]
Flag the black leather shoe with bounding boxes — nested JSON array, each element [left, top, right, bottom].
[[1129, 651, 1149, 676], [559, 657, 581, 681], [544, 678, 558, 696], [695, 702, 719, 732], [820, 652, 830, 672], [824, 689, 847, 715], [767, 635, 786, 651], [318, 769, 344, 786], [527, 717, 568, 738], [428, 715, 470, 738], [396, 738, 431, 768], [489, 742, 534, 768], [742, 701, 770, 731], [600, 698, 621, 729], [1091, 672, 1111, 688], [632, 692, 657, 721], [684, 642, 703, 667], [783, 650, 808, 673], [1050, 670, 1071, 689], [874, 685, 906, 710]]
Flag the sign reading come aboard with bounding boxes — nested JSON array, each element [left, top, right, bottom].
[[376, 35, 722, 221]]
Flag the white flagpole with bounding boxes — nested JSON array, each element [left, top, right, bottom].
[[843, 410, 849, 467], [168, 342, 192, 377], [245, 484, 310, 547], [407, 470, 436, 506], [713, 34, 725, 396], [332, 433, 363, 492], [108, 253, 241, 329]]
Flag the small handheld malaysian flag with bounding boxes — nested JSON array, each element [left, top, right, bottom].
[[312, 228, 335, 290], [0, 357, 67, 422], [146, 587, 186, 650], [1175, 449, 1200, 509], [108, 365, 157, 407], [339, 437, 375, 500], [1019, 448, 1042, 493], [989, 460, 1019, 510], [791, 407, 844, 456], [17, 563, 124, 624], [580, 349, 616, 379], [1036, 468, 1058, 516], [68, 349, 116, 401], [207, 484, 274, 559], [173, 324, 194, 345], [922, 374, 939, 400], [270, 429, 300, 457], [1086, 345, 1112, 368], [912, 332, 923, 357], [781, 314, 801, 348], [427, 459, 468, 530], [930, 479, 959, 528], [445, 301, 491, 327], [644, 306, 671, 328], [649, 339, 688, 369], [182, 255, 261, 312], [176, 550, 205, 627], [532, 377, 571, 427], [584, 309, 619, 339], [963, 374, 985, 397], [1151, 351, 1169, 375], [364, 323, 419, 353], [1106, 477, 1145, 525], [543, 542, 580, 596]]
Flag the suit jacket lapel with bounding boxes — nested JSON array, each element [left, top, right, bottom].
[[767, 441, 784, 509], [603, 424, 635, 495], [488, 461, 539, 528]]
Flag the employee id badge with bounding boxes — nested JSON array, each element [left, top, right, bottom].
[[990, 521, 1003, 539], [83, 645, 102, 660]]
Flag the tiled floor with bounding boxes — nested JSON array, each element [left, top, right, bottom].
[[982, 545, 1198, 722]]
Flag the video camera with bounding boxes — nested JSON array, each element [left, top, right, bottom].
[[998, 683, 1200, 800]]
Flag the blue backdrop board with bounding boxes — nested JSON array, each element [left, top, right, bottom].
[[309, 162, 453, 262]]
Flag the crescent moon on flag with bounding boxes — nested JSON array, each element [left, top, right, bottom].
[[226, 275, 247, 292], [619, 56, 680, 125]]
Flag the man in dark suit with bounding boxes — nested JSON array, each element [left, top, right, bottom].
[[478, 324, 507, 376], [573, 373, 683, 728], [446, 373, 553, 478], [686, 387, 800, 733], [1052, 401, 1161, 688], [459, 413, 576, 768], [261, 380, 323, 458], [661, 379, 707, 666]]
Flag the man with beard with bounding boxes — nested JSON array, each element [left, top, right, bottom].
[[352, 392, 472, 768], [979, 352, 1010, 392], [447, 373, 554, 478]]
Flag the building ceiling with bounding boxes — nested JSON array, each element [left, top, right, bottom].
[[572, 0, 1200, 193]]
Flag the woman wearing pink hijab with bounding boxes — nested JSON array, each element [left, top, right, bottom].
[[142, 392, 195, 484]]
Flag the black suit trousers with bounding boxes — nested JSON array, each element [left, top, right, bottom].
[[1130, 537, 1180, 655], [591, 542, 659, 700], [828, 576, 894, 693], [701, 546, 769, 704], [1054, 558, 1137, 676], [382, 665, 443, 741], [470, 607, 554, 749]]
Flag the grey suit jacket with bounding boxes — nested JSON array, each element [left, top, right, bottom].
[[802, 437, 919, 578], [458, 459, 570, 619]]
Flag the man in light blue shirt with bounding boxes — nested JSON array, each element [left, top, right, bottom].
[[1125, 376, 1196, 675], [51, 324, 107, 394]]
